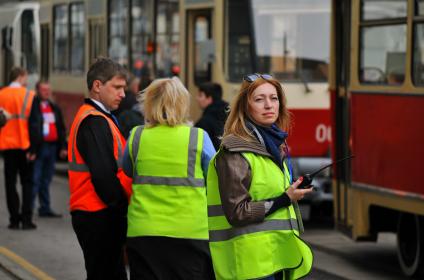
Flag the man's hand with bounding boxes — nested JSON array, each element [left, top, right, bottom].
[[0, 108, 11, 128], [26, 152, 36, 161], [0, 108, 11, 120], [59, 149, 68, 159]]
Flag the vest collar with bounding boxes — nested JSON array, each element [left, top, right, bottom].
[[89, 98, 110, 114], [9, 82, 22, 88], [221, 134, 271, 157]]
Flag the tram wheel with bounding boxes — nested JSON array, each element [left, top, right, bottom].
[[397, 213, 424, 277]]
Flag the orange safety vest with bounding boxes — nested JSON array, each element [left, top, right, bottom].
[[0, 86, 34, 150], [68, 104, 132, 212]]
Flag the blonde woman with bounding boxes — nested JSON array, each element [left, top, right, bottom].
[[122, 77, 216, 279], [207, 74, 314, 279]]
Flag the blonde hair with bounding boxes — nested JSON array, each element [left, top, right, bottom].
[[223, 77, 291, 141], [141, 77, 190, 127]]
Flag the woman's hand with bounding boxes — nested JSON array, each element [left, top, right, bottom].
[[286, 177, 314, 202]]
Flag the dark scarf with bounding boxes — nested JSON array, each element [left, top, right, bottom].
[[247, 121, 288, 169]]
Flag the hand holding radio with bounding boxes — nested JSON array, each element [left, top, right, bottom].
[[286, 177, 314, 201], [294, 155, 354, 189]]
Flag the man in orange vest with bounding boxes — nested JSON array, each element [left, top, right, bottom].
[[68, 58, 132, 280], [0, 67, 36, 230]]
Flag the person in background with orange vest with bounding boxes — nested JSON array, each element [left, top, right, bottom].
[[0, 67, 36, 230], [28, 80, 67, 218], [68, 58, 132, 280]]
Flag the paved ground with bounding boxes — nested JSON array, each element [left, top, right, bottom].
[[0, 160, 413, 280], [0, 161, 83, 280]]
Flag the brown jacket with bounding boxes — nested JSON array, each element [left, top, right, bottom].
[[215, 134, 288, 227]]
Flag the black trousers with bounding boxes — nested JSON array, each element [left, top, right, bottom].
[[3, 149, 33, 224], [71, 209, 128, 280], [127, 236, 215, 280]]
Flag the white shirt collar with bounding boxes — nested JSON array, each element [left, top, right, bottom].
[[9, 82, 22, 88], [90, 98, 111, 114]]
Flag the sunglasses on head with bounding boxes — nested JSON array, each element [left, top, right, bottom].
[[243, 73, 273, 83]]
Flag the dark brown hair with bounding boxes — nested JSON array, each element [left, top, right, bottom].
[[86, 57, 128, 90], [8, 67, 27, 83]]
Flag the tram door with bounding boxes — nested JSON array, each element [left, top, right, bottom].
[[0, 26, 13, 86], [40, 24, 49, 80], [333, 0, 352, 230], [185, 9, 213, 121]]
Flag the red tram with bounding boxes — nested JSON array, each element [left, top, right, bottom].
[[330, 0, 424, 277]]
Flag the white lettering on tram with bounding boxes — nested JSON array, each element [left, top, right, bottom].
[[315, 124, 331, 143]]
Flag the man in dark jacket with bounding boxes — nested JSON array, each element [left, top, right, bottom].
[[195, 82, 229, 150], [68, 58, 130, 280], [28, 80, 67, 217]]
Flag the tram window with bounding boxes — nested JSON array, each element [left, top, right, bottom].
[[108, 0, 129, 67], [412, 23, 424, 86], [361, 0, 407, 20], [155, 1, 179, 78], [359, 25, 406, 84], [226, 0, 253, 82], [21, 10, 38, 74], [194, 16, 211, 84], [89, 22, 105, 64], [416, 0, 424, 15], [70, 3, 85, 73], [227, 0, 330, 83], [53, 5, 68, 72], [131, 0, 154, 79]]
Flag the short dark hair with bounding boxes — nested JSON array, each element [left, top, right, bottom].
[[8, 67, 27, 83], [198, 82, 223, 101], [86, 57, 128, 90], [35, 79, 49, 92]]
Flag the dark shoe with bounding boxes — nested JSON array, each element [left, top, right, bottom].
[[22, 222, 37, 230], [8, 223, 20, 230], [39, 211, 62, 218]]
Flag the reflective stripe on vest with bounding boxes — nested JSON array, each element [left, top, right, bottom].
[[130, 125, 205, 187], [68, 109, 124, 172], [9, 89, 31, 119], [209, 218, 299, 242]]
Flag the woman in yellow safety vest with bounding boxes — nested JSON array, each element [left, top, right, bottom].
[[122, 77, 216, 279], [207, 73, 314, 280]]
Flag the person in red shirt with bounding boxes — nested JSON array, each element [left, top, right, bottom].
[[28, 80, 67, 217]]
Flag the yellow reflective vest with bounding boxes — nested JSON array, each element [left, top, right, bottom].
[[207, 151, 313, 280], [127, 125, 208, 240]]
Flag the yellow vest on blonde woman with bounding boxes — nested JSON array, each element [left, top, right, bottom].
[[207, 152, 313, 280], [126, 125, 208, 239]]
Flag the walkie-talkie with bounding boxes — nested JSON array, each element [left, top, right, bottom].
[[296, 155, 354, 189]]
